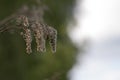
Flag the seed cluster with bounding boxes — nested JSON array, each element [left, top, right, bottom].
[[16, 15, 32, 54], [0, 4, 57, 54], [47, 26, 57, 53], [31, 21, 46, 52], [14, 15, 57, 54]]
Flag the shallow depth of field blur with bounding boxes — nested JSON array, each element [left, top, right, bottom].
[[1, 0, 120, 80], [0, 0, 76, 80], [68, 0, 120, 80]]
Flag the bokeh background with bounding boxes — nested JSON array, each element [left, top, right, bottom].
[[68, 0, 120, 80], [0, 0, 77, 80]]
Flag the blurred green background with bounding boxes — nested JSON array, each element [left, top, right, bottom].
[[0, 0, 76, 80]]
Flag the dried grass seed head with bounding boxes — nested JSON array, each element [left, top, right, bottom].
[[0, 4, 58, 54], [47, 26, 57, 53], [15, 15, 29, 27], [22, 28, 32, 54], [31, 21, 46, 52]]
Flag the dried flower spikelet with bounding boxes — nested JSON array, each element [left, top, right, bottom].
[[40, 23, 48, 39], [23, 29, 32, 54], [49, 38, 56, 53], [31, 21, 46, 52], [15, 15, 29, 27], [47, 26, 57, 53], [22, 16, 29, 27], [16, 15, 31, 54], [0, 5, 58, 54]]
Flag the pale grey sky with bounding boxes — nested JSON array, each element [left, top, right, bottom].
[[68, 0, 120, 80]]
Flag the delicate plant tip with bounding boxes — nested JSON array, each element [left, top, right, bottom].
[[16, 15, 29, 28], [47, 26, 57, 53], [23, 29, 32, 54], [31, 21, 46, 52], [0, 5, 57, 54]]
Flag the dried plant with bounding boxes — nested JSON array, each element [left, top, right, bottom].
[[0, 4, 57, 54]]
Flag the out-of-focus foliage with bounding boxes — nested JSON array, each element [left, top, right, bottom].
[[0, 0, 76, 80]]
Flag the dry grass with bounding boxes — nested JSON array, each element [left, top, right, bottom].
[[0, 4, 57, 54]]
